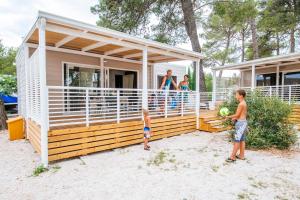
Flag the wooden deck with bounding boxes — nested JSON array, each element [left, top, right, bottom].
[[47, 115, 196, 162], [27, 119, 41, 154]]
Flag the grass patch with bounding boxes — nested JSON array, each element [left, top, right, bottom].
[[210, 165, 219, 172], [52, 165, 61, 173], [147, 151, 168, 166], [237, 192, 250, 200], [33, 165, 48, 177]]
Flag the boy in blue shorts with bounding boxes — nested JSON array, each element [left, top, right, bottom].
[[226, 89, 248, 162], [143, 109, 153, 151]]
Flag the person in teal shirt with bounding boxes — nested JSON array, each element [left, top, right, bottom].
[[178, 74, 190, 104], [159, 69, 178, 90], [178, 74, 190, 91]]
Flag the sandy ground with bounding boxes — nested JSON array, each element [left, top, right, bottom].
[[0, 130, 300, 200]]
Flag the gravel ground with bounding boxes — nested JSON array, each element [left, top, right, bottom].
[[0, 130, 299, 200]]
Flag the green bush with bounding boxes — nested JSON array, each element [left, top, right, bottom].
[[220, 91, 297, 149], [0, 75, 17, 95]]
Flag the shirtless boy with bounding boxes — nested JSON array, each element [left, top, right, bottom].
[[226, 89, 248, 162]]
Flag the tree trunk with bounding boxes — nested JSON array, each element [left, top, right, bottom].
[[276, 32, 280, 55], [218, 30, 231, 80], [290, 27, 295, 53], [0, 100, 7, 130], [250, 18, 259, 59], [241, 28, 245, 62], [180, 0, 206, 92]]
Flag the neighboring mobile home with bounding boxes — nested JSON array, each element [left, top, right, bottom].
[[16, 11, 203, 166], [209, 53, 300, 108]]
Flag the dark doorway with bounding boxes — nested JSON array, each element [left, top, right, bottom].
[[115, 75, 123, 88]]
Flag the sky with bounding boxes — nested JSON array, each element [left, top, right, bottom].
[[0, 0, 99, 47], [0, 0, 236, 76]]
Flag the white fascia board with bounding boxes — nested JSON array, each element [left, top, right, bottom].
[[212, 52, 300, 71], [37, 11, 203, 59]]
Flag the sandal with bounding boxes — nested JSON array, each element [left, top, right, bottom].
[[144, 146, 150, 151], [236, 155, 246, 160], [225, 157, 236, 163]]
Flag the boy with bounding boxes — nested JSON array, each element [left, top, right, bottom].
[[143, 109, 153, 150], [226, 89, 248, 162]]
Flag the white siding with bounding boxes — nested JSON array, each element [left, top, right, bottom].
[[153, 63, 187, 89], [16, 45, 26, 117]]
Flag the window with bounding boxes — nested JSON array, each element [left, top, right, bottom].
[[63, 63, 100, 87], [63, 63, 101, 112], [284, 72, 300, 85], [256, 73, 282, 86]]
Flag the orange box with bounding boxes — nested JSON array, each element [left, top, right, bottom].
[[6, 116, 24, 141]]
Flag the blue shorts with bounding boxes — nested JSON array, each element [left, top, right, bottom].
[[144, 127, 151, 139], [234, 120, 248, 142]]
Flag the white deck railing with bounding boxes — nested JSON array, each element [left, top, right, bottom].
[[47, 86, 197, 128], [200, 85, 300, 110]]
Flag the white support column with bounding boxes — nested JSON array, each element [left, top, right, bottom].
[[100, 57, 104, 88], [195, 60, 200, 129], [142, 49, 148, 111], [212, 70, 217, 110], [251, 64, 256, 90], [38, 18, 49, 167], [276, 65, 280, 95]]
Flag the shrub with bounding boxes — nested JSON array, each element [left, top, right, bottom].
[[220, 91, 297, 149]]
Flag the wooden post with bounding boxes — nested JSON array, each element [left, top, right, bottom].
[[0, 100, 7, 130], [251, 64, 255, 90]]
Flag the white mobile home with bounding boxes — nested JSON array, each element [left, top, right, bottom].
[[16, 11, 203, 166]]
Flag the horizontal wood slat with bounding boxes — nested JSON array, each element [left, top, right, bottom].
[[27, 119, 41, 154], [48, 115, 197, 161]]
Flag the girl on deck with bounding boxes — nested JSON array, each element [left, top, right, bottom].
[[178, 74, 190, 91]]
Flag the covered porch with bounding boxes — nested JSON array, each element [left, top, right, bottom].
[[16, 11, 203, 166]]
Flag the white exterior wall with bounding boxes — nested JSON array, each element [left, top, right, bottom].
[[152, 63, 187, 89], [15, 44, 26, 117]]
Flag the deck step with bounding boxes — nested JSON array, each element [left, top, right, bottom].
[[289, 106, 300, 130], [199, 114, 231, 133]]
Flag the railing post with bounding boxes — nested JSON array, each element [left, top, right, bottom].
[[289, 85, 291, 105], [85, 89, 89, 127], [117, 90, 120, 123], [164, 90, 168, 118], [269, 86, 272, 97], [181, 91, 184, 116]]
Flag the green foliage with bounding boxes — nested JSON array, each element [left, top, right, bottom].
[[91, 0, 187, 45], [221, 92, 297, 149], [33, 165, 48, 176], [205, 73, 212, 92], [0, 75, 17, 95], [187, 66, 195, 91], [0, 41, 17, 75]]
